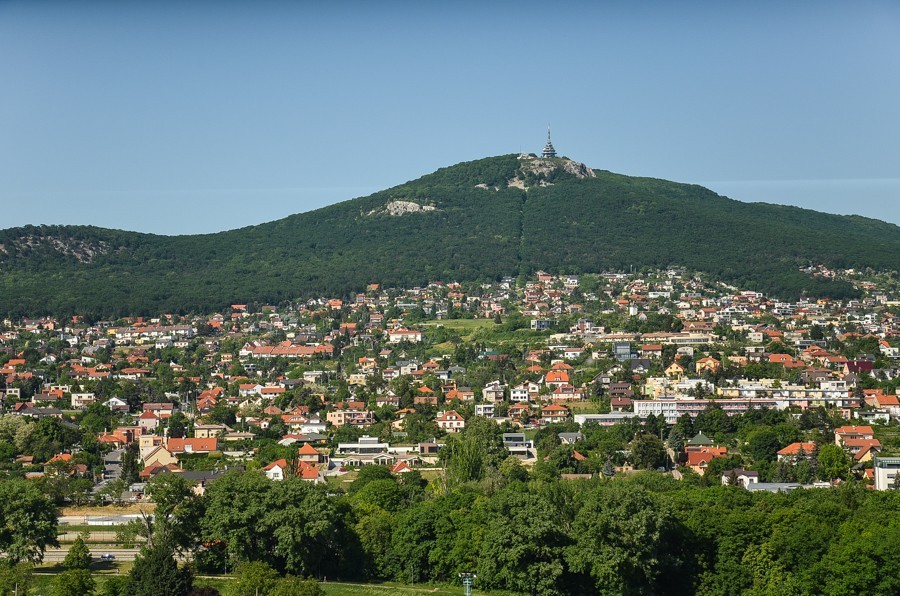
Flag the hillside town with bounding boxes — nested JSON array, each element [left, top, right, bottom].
[[4, 266, 900, 501]]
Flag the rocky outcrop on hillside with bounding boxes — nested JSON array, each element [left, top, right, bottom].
[[367, 200, 439, 217], [504, 155, 595, 189], [1, 233, 113, 263], [518, 155, 595, 179]]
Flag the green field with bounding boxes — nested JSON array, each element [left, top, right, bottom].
[[424, 318, 495, 339]]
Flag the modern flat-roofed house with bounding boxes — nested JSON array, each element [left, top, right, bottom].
[[874, 457, 900, 490], [336, 435, 389, 455], [502, 433, 535, 459]]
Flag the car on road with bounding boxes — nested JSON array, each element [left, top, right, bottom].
[[100, 554, 116, 560]]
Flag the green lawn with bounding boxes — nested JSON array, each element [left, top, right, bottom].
[[423, 319, 496, 340], [423, 319, 495, 331], [567, 401, 604, 414]]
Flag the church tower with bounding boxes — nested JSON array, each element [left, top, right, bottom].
[[541, 127, 557, 158]]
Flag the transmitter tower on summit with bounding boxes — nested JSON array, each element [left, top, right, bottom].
[[541, 127, 557, 158]]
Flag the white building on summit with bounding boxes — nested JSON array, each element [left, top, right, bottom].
[[541, 127, 557, 158]]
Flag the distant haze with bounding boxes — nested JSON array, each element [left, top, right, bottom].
[[2, 0, 898, 235]]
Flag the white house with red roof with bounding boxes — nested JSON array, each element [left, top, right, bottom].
[[436, 410, 465, 433], [138, 410, 160, 431], [262, 459, 325, 483]]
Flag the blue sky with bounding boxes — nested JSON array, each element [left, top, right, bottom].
[[2, 0, 898, 235]]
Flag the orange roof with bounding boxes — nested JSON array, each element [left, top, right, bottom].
[[843, 438, 881, 449], [545, 371, 570, 383], [263, 458, 288, 472], [298, 462, 320, 480], [876, 394, 900, 407], [436, 410, 464, 422], [390, 461, 412, 474], [777, 442, 816, 457], [542, 404, 568, 413], [167, 437, 218, 453], [686, 448, 727, 467], [836, 425, 874, 435], [298, 443, 320, 456]]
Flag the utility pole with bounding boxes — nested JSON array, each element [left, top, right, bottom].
[[459, 572, 476, 596]]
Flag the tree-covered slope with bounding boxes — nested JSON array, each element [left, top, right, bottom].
[[521, 171, 900, 298], [0, 154, 897, 317]]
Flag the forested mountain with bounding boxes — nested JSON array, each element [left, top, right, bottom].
[[2, 154, 898, 318]]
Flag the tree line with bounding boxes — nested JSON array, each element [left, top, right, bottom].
[[4, 417, 900, 595]]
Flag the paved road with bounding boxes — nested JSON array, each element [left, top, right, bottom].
[[43, 547, 141, 563], [59, 513, 145, 526], [57, 531, 144, 543]]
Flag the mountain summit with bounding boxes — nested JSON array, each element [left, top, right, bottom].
[[1, 154, 897, 317]]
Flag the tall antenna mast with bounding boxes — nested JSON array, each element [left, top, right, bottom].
[[541, 126, 557, 158]]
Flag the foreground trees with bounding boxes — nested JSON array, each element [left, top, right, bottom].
[[567, 483, 687, 595], [201, 471, 350, 578], [188, 468, 900, 595], [6, 442, 900, 594], [129, 544, 194, 596], [0, 479, 58, 563]]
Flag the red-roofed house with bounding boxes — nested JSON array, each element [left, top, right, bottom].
[[166, 437, 218, 454], [835, 425, 874, 446], [262, 459, 324, 483], [843, 438, 881, 462], [138, 410, 160, 431], [390, 461, 412, 474], [544, 370, 570, 388], [297, 442, 326, 465], [686, 446, 728, 475], [541, 404, 569, 424], [436, 410, 465, 433], [777, 442, 817, 462]]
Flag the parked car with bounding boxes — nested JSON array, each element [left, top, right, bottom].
[[100, 554, 116, 560]]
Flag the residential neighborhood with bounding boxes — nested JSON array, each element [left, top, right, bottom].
[[4, 267, 900, 498], [5, 267, 900, 593]]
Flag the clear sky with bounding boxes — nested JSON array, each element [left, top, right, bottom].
[[2, 0, 898, 235]]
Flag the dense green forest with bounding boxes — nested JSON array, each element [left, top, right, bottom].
[[2, 154, 897, 317]]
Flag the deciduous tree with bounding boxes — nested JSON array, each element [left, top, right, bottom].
[[0, 479, 58, 563]]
